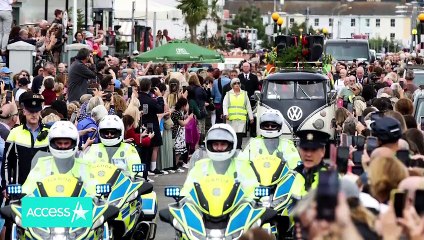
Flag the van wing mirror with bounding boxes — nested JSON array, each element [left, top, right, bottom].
[[252, 90, 261, 101], [328, 90, 337, 102]]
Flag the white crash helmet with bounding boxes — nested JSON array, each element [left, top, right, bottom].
[[48, 121, 79, 159], [258, 109, 284, 138], [205, 124, 237, 162], [98, 115, 124, 146]]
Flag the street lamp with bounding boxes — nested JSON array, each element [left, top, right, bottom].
[[272, 12, 280, 35], [277, 17, 284, 35], [323, 27, 329, 39]]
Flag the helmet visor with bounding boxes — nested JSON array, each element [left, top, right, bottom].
[[100, 128, 121, 139], [50, 138, 77, 151], [260, 121, 281, 131], [206, 140, 233, 153]]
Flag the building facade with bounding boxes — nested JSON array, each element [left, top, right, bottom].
[[225, 0, 414, 47]]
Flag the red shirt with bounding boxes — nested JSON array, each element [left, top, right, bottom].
[[42, 89, 57, 105], [125, 126, 151, 147]]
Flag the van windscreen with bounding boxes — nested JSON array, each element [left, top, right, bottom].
[[325, 42, 369, 61]]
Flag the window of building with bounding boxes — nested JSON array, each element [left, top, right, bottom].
[[314, 18, 319, 27], [366, 19, 370, 27], [290, 18, 294, 25], [376, 19, 380, 27], [390, 33, 395, 40], [351, 18, 355, 27], [391, 19, 395, 27], [329, 18, 333, 27]]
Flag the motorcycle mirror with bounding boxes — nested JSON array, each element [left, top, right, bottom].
[[96, 184, 112, 196], [164, 187, 181, 198], [7, 184, 22, 196], [254, 187, 271, 198], [132, 164, 146, 173]]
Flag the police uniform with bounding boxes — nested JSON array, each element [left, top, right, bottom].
[[82, 142, 141, 178], [292, 130, 330, 198], [1, 92, 49, 188], [181, 158, 259, 200], [22, 155, 90, 194], [240, 137, 301, 170]]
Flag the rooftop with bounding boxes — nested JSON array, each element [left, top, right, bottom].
[[224, 1, 405, 16]]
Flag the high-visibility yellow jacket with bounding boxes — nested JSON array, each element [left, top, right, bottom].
[[22, 155, 90, 194], [181, 158, 259, 201], [227, 90, 248, 121], [1, 124, 49, 187], [82, 142, 141, 178]]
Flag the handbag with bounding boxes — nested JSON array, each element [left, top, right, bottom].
[[163, 116, 174, 130], [206, 100, 215, 111]]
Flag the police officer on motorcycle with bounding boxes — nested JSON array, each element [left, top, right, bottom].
[[82, 115, 142, 178], [292, 130, 331, 197], [22, 121, 90, 194], [181, 124, 258, 199], [241, 109, 301, 169]]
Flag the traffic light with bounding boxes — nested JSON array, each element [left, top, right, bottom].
[[304, 35, 324, 61], [275, 35, 295, 57]]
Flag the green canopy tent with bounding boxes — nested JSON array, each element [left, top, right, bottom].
[[134, 40, 224, 63]]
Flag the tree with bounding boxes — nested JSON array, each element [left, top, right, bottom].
[[210, 0, 221, 31], [177, 0, 208, 43], [281, 22, 315, 36], [226, 6, 265, 40], [68, 7, 85, 32]]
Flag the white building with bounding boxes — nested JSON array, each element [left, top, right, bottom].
[[225, 0, 413, 48]]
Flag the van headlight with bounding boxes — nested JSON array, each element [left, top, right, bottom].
[[313, 119, 324, 129]]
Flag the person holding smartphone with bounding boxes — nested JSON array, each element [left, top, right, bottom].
[[138, 78, 165, 176]]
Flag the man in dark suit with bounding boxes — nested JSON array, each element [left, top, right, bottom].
[[238, 61, 260, 102], [138, 78, 165, 179]]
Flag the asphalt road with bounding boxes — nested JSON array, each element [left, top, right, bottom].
[[152, 171, 187, 240]]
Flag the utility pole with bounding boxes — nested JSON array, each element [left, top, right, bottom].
[[306, 7, 310, 34], [131, 1, 135, 52], [73, 0, 77, 40], [411, 3, 417, 51]]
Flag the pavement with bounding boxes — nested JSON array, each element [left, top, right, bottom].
[[151, 171, 187, 240]]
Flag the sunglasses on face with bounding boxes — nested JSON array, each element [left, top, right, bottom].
[[109, 83, 115, 86], [233, 82, 240, 85], [122, 61, 127, 63], [351, 88, 357, 91]]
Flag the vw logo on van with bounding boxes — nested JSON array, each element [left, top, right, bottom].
[[287, 106, 303, 121]]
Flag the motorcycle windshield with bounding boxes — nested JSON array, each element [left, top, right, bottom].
[[196, 175, 241, 217], [240, 138, 289, 186]]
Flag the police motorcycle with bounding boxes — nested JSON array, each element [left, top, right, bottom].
[[0, 174, 120, 240], [83, 116, 158, 240], [89, 162, 156, 240], [242, 111, 299, 239], [159, 174, 278, 239]]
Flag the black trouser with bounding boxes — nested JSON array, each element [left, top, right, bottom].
[[236, 133, 243, 149], [215, 104, 223, 124], [137, 146, 152, 179]]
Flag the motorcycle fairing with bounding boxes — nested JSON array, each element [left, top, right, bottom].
[[226, 203, 265, 236], [272, 173, 296, 212], [141, 192, 158, 216], [251, 155, 286, 186], [169, 203, 206, 238], [194, 175, 243, 217]]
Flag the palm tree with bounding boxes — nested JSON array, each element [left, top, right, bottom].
[[177, 0, 208, 43]]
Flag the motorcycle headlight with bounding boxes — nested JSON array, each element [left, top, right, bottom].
[[51, 228, 66, 240]]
